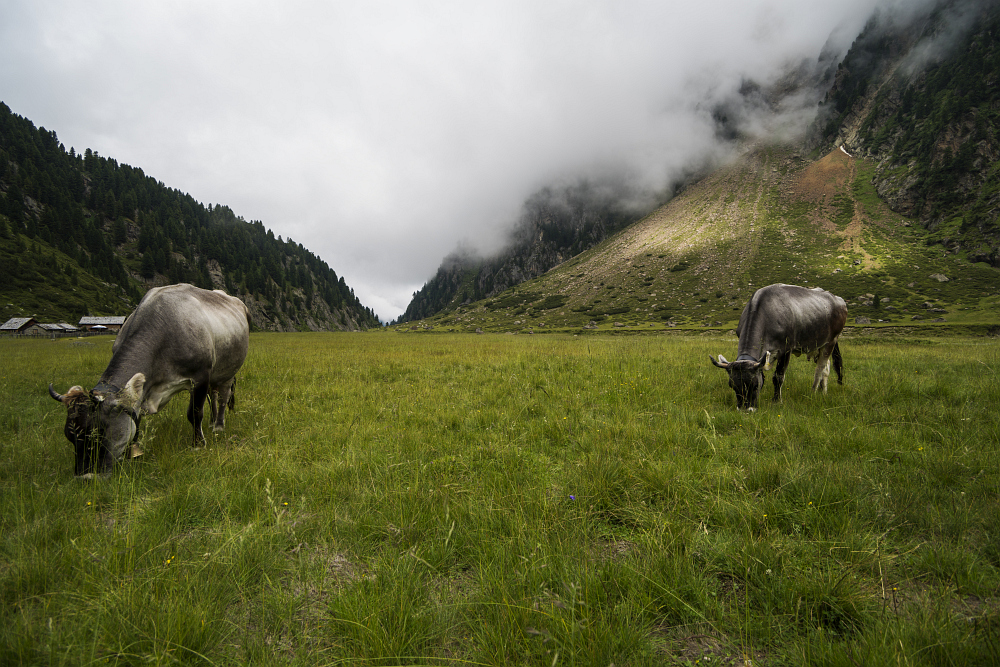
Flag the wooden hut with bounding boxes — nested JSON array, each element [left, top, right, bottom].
[[0, 317, 44, 336]]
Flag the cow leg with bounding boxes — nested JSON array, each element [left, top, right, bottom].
[[208, 388, 219, 426], [832, 342, 844, 385], [812, 351, 833, 393], [187, 382, 210, 445], [210, 379, 236, 432], [772, 351, 791, 402]]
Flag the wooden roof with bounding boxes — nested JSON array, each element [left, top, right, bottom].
[[0, 317, 37, 331], [79, 316, 128, 326]]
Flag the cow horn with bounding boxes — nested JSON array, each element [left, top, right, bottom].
[[709, 354, 730, 369], [48, 383, 64, 402]]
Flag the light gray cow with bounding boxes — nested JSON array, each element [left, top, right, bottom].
[[50, 284, 250, 477], [710, 284, 847, 411]]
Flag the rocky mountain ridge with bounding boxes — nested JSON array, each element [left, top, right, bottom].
[[396, 178, 667, 323], [817, 0, 1000, 264]]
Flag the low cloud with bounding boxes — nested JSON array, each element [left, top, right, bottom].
[[1, 0, 882, 320]]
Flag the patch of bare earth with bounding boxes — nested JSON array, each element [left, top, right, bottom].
[[650, 624, 764, 666], [591, 538, 637, 561], [791, 149, 877, 267], [224, 544, 370, 660], [791, 148, 850, 202]]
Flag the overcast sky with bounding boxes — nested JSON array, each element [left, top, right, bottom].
[[1, 1, 883, 321]]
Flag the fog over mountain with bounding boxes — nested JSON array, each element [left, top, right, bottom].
[[1, 1, 892, 320]]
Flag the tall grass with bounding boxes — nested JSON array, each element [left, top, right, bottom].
[[1, 332, 998, 665]]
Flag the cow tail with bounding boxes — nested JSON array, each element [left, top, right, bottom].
[[832, 342, 844, 385]]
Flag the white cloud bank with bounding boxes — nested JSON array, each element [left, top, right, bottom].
[[0, 0, 880, 320]]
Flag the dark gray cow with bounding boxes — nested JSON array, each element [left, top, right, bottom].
[[709, 283, 847, 411], [50, 284, 250, 478]]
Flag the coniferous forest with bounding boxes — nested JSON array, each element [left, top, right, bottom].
[[0, 102, 379, 330]]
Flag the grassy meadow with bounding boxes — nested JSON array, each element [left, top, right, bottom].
[[1, 331, 998, 665]]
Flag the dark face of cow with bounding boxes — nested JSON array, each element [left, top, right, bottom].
[[709, 354, 768, 411], [49, 384, 140, 478]]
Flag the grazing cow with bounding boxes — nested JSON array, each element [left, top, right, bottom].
[[709, 284, 847, 411], [49, 284, 250, 478]]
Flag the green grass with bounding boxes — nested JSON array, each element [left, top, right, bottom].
[[2, 332, 999, 665]]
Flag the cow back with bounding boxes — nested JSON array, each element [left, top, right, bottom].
[[103, 284, 250, 412], [737, 284, 847, 361]]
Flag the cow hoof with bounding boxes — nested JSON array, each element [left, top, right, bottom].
[[130, 444, 144, 459], [75, 471, 111, 480]]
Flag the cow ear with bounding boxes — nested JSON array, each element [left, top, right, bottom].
[[122, 373, 146, 406], [758, 351, 771, 371], [710, 354, 730, 369]]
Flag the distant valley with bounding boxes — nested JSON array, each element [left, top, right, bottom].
[[3, 0, 998, 334]]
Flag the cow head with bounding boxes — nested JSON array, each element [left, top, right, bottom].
[[49, 373, 145, 478], [709, 353, 769, 411]]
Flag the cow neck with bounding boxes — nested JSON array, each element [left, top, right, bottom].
[[735, 331, 766, 363], [98, 341, 150, 394], [736, 311, 769, 363]]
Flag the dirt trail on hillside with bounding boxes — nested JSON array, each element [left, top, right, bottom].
[[840, 164, 876, 265]]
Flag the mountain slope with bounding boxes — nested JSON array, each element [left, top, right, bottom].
[[396, 249, 484, 323], [0, 102, 379, 330], [398, 0, 1000, 332], [817, 0, 1000, 263], [395, 177, 669, 324], [396, 143, 1000, 333]]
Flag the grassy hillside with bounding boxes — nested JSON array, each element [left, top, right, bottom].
[[0, 230, 134, 322], [396, 145, 1000, 334]]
